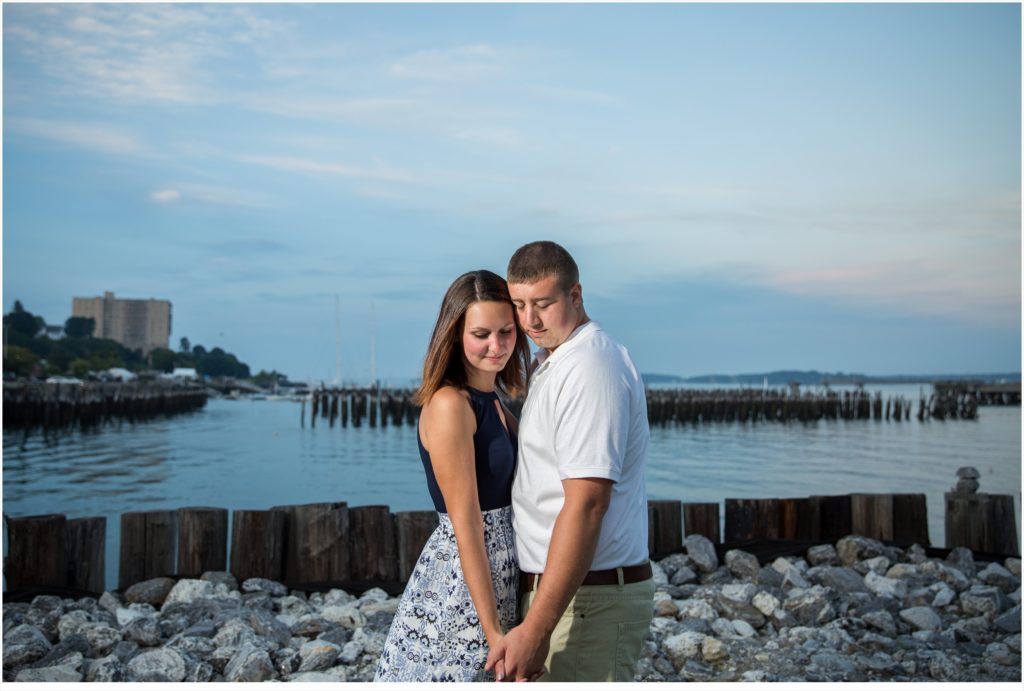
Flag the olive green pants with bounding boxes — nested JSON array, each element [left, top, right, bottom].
[[520, 576, 655, 682]]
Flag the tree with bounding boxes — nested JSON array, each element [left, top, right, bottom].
[[3, 345, 38, 377], [179, 337, 191, 353], [150, 348, 176, 373], [65, 316, 96, 339], [4, 301, 45, 339]]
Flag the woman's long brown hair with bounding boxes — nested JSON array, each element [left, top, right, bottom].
[[415, 270, 530, 406]]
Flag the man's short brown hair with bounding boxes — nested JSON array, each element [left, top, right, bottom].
[[507, 241, 579, 292]]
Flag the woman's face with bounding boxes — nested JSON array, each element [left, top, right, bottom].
[[461, 300, 517, 377]]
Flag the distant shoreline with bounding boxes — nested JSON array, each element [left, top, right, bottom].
[[642, 371, 1022, 386]]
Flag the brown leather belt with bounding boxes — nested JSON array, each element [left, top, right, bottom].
[[520, 562, 652, 594]]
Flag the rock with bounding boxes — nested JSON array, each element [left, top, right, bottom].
[[720, 583, 757, 604], [783, 587, 836, 627], [654, 598, 680, 618], [298, 640, 340, 672], [1005, 632, 1022, 653], [978, 562, 1019, 593], [242, 578, 289, 598], [249, 608, 292, 648], [724, 549, 759, 581], [85, 654, 126, 682], [714, 593, 766, 628], [201, 571, 239, 592], [26, 595, 64, 640], [807, 544, 840, 567], [931, 583, 957, 608], [321, 604, 366, 629], [752, 591, 780, 617], [701, 567, 734, 586], [212, 619, 257, 649], [741, 670, 769, 682], [1006, 558, 1022, 577], [817, 566, 868, 594], [899, 607, 942, 632], [658, 553, 694, 580], [338, 639, 363, 664], [242, 592, 274, 611], [3, 624, 53, 668], [993, 605, 1021, 634], [163, 579, 214, 607], [781, 567, 810, 591], [56, 609, 90, 640], [651, 560, 669, 588], [124, 577, 177, 606], [756, 566, 784, 589], [836, 535, 887, 566], [15, 655, 83, 683], [771, 557, 794, 574], [224, 642, 276, 682], [167, 635, 217, 661], [29, 633, 91, 669], [184, 660, 215, 682], [291, 669, 348, 682], [115, 606, 150, 627], [960, 586, 1004, 617], [181, 621, 217, 639], [272, 647, 301, 676], [685, 535, 719, 574], [670, 567, 699, 586], [98, 592, 122, 616], [860, 556, 892, 576], [885, 563, 921, 581], [80, 622, 122, 656], [864, 572, 907, 600], [927, 650, 958, 680], [810, 651, 859, 681], [904, 544, 928, 564], [675, 598, 717, 622], [945, 547, 976, 577], [732, 620, 756, 638], [664, 631, 706, 668], [127, 648, 187, 682], [862, 610, 897, 636], [123, 617, 162, 647], [701, 636, 728, 661], [277, 596, 313, 619], [353, 626, 387, 656], [318, 626, 354, 648], [710, 617, 733, 638], [357, 587, 390, 605], [111, 640, 140, 664]]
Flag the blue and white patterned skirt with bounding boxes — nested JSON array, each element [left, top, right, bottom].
[[374, 505, 519, 682]]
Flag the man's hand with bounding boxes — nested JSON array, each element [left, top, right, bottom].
[[485, 622, 549, 681]]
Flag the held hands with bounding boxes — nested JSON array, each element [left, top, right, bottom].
[[485, 623, 549, 682]]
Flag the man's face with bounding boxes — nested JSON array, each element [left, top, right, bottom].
[[508, 274, 582, 352]]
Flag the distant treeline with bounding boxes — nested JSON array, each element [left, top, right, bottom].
[[642, 369, 1021, 386], [2, 300, 252, 379]]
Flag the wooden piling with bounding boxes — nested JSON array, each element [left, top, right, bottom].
[[177, 507, 228, 577], [892, 494, 930, 546], [119, 510, 176, 589], [648, 500, 683, 556], [271, 502, 351, 585], [4, 514, 68, 591], [683, 502, 721, 543], [851, 493, 895, 541], [230, 509, 287, 583], [349, 505, 398, 582], [809, 495, 853, 542], [394, 510, 439, 581], [66, 516, 106, 593]]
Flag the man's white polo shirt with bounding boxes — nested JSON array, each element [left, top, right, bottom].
[[512, 320, 650, 573]]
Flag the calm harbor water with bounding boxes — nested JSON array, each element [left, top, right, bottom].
[[3, 384, 1020, 591]]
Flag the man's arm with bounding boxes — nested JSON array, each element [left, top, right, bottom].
[[486, 476, 612, 681]]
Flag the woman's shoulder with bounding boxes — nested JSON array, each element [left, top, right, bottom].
[[422, 386, 474, 420]]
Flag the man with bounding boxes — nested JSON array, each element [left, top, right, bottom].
[[486, 241, 653, 682]]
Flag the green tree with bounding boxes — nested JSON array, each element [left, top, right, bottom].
[[3, 345, 38, 377], [64, 316, 96, 338], [70, 358, 91, 378], [150, 347, 176, 373], [179, 337, 191, 353], [4, 301, 45, 339]]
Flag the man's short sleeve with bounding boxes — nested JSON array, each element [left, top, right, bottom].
[[553, 351, 631, 482]]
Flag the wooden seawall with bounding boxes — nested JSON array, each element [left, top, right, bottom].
[[5, 473, 1016, 598]]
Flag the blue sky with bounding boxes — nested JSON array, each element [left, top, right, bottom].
[[3, 2, 1020, 383]]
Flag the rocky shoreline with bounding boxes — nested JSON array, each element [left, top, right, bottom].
[[3, 534, 1021, 682]]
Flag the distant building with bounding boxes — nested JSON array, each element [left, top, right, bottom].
[[72, 291, 171, 355], [171, 367, 198, 380]]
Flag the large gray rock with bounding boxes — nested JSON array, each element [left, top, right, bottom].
[[123, 617, 162, 647], [98, 592, 123, 616], [978, 562, 1019, 593], [125, 577, 177, 606], [212, 618, 257, 649], [751, 591, 780, 617], [685, 535, 719, 574], [701, 636, 728, 662], [816, 567, 868, 594], [321, 603, 366, 629], [675, 598, 717, 622], [56, 609, 90, 640], [807, 544, 840, 567], [836, 536, 887, 566], [3, 624, 52, 668], [127, 648, 187, 682], [670, 566, 699, 586], [1006, 558, 1022, 577], [993, 605, 1021, 634], [224, 642, 276, 682], [861, 610, 897, 636], [724, 549, 759, 581], [298, 639, 341, 672], [945, 547, 976, 578], [85, 654, 126, 682], [15, 654, 83, 683], [242, 578, 289, 597], [899, 607, 942, 631], [338, 639, 363, 664], [714, 594, 766, 628], [249, 608, 292, 648], [864, 571, 907, 601], [783, 587, 836, 627], [163, 579, 214, 607], [960, 586, 1004, 617], [927, 650, 958, 680], [663, 631, 706, 668], [26, 595, 64, 640], [201, 571, 239, 592]]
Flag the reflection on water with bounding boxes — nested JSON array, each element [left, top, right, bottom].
[[3, 385, 1020, 591]]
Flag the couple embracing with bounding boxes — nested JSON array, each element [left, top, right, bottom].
[[374, 241, 654, 683]]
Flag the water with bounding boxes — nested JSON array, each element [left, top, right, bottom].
[[3, 384, 1020, 591]]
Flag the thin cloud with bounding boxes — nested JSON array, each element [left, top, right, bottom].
[[7, 118, 143, 155], [390, 44, 500, 81], [150, 189, 181, 203], [240, 155, 416, 184]]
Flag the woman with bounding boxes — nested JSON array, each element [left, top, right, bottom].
[[375, 270, 531, 682]]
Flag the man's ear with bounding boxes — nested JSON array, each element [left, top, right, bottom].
[[571, 283, 583, 308]]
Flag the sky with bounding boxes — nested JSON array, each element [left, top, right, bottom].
[[2, 2, 1021, 383]]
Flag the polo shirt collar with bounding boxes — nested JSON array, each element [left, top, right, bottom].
[[534, 320, 601, 368]]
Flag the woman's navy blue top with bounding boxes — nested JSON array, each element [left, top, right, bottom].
[[418, 386, 516, 514]]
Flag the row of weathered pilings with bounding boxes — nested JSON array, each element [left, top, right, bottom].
[[302, 386, 982, 428], [2, 381, 208, 431], [5, 473, 1016, 598]]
